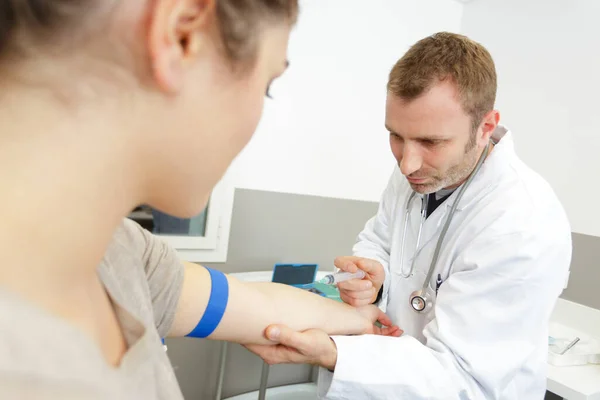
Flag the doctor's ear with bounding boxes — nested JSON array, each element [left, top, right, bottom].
[[478, 110, 500, 143], [148, 0, 216, 94]]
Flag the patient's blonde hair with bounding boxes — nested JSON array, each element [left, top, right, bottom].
[[0, 0, 299, 67]]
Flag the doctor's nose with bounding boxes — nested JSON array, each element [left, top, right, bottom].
[[399, 145, 423, 176]]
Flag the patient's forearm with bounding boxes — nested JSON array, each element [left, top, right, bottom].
[[168, 263, 369, 344], [212, 279, 369, 344]]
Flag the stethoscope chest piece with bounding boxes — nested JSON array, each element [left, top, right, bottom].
[[409, 289, 432, 313]]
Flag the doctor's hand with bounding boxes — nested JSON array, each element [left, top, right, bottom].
[[335, 256, 385, 307], [244, 306, 402, 370], [245, 326, 339, 369]]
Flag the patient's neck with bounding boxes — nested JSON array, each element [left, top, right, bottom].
[[0, 89, 140, 324]]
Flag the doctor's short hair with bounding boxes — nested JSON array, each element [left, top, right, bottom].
[[0, 0, 298, 68], [387, 32, 497, 132]]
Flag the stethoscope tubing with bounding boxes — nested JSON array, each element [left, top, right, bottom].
[[397, 140, 492, 312]]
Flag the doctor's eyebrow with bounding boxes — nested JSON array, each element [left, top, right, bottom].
[[385, 125, 402, 137], [385, 125, 448, 142]]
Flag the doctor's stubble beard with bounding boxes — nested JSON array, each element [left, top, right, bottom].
[[409, 130, 481, 194]]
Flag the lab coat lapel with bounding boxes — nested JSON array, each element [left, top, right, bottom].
[[405, 193, 423, 256], [418, 198, 449, 253], [405, 193, 447, 266]]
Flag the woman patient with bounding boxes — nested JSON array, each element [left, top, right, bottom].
[[0, 1, 399, 399]]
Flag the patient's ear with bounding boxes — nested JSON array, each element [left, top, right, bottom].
[[147, 0, 216, 93]]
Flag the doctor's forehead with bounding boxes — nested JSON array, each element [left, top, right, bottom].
[[384, 109, 453, 141], [385, 85, 470, 138]]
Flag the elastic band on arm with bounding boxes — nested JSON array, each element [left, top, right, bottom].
[[186, 267, 229, 338]]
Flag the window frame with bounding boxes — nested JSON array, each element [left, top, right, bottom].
[[158, 173, 235, 263]]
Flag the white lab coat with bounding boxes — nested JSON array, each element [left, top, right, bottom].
[[317, 126, 572, 399]]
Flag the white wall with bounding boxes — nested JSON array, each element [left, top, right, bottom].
[[460, 0, 600, 237], [230, 0, 464, 203]]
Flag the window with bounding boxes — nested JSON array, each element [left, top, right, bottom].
[[127, 174, 235, 263]]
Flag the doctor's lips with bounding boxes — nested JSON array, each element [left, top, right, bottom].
[[407, 176, 428, 184]]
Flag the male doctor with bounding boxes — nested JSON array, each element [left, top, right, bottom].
[[246, 32, 572, 399]]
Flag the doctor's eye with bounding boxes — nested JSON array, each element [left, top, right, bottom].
[[419, 139, 443, 147]]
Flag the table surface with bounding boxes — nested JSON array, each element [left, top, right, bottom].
[[547, 363, 600, 400], [546, 299, 600, 400]]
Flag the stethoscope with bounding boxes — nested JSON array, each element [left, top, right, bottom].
[[400, 140, 492, 313]]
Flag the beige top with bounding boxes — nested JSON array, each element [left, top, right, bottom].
[[0, 218, 185, 399]]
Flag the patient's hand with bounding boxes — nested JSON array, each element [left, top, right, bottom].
[[356, 305, 403, 336]]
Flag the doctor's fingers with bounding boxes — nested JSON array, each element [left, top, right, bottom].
[[333, 257, 361, 273], [245, 343, 300, 365], [355, 258, 385, 275], [340, 289, 376, 307], [265, 325, 310, 353], [337, 278, 373, 292]]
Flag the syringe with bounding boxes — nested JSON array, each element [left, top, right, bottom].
[[318, 270, 366, 285]]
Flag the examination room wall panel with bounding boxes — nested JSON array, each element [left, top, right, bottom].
[[561, 233, 600, 310], [460, 0, 600, 238], [165, 189, 600, 399]]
